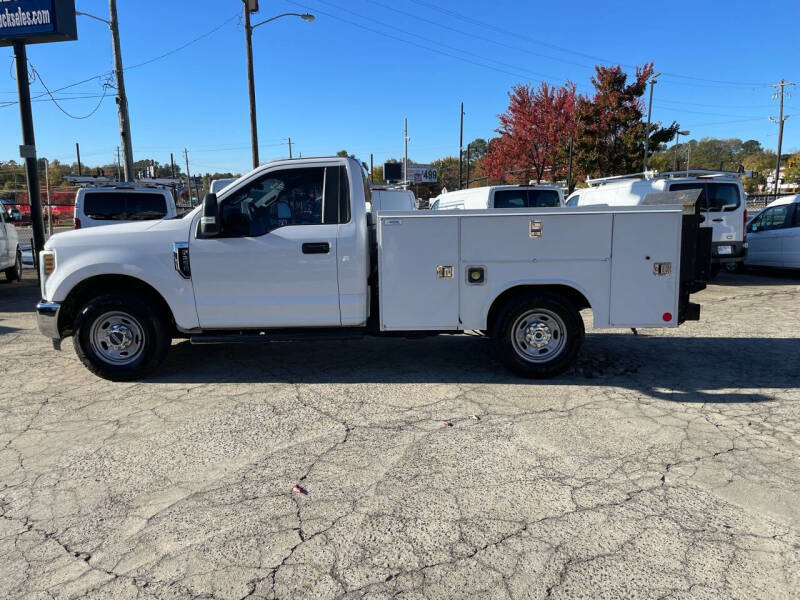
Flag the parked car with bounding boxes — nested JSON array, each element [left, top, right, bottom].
[[368, 187, 417, 213], [744, 194, 800, 269], [36, 157, 710, 381], [430, 184, 564, 210], [0, 207, 22, 281], [73, 185, 178, 229], [567, 170, 748, 274], [1, 200, 22, 223]]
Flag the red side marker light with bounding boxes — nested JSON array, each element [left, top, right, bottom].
[[662, 312, 672, 322]]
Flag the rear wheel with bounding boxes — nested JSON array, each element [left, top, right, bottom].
[[73, 292, 170, 381], [4, 249, 22, 282], [491, 293, 584, 378]]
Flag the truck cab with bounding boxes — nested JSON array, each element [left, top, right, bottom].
[[37, 157, 710, 381], [431, 185, 564, 211]]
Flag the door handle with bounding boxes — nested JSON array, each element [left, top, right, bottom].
[[712, 218, 723, 222], [302, 242, 330, 254]]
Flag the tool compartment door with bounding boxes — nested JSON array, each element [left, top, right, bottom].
[[610, 212, 681, 327], [378, 214, 460, 330]]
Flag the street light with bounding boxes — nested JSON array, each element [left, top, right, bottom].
[[673, 129, 690, 171], [642, 72, 660, 172], [243, 6, 315, 169]]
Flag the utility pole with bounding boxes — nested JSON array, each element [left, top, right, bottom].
[[170, 153, 176, 178], [465, 143, 471, 189], [673, 129, 689, 171], [243, 3, 259, 169], [76, 142, 82, 176], [108, 0, 135, 182], [13, 42, 45, 266], [567, 137, 574, 194], [44, 158, 52, 236], [770, 79, 795, 195], [116, 146, 121, 181], [184, 148, 193, 205], [288, 137, 293, 159], [458, 102, 464, 189], [643, 72, 660, 172], [370, 153, 374, 183], [403, 117, 409, 188]]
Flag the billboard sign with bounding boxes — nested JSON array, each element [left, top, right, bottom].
[[383, 162, 438, 183], [0, 0, 77, 47], [407, 164, 437, 184]]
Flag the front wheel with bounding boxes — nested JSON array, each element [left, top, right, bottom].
[[73, 292, 171, 381], [491, 293, 585, 378], [4, 249, 22, 282]]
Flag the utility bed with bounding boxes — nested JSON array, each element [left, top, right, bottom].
[[377, 203, 707, 332]]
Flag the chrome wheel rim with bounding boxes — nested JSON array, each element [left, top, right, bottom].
[[511, 309, 567, 363], [89, 311, 145, 365]]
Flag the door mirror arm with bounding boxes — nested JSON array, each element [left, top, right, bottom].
[[199, 193, 219, 238]]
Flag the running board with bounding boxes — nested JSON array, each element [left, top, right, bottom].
[[190, 328, 365, 345]]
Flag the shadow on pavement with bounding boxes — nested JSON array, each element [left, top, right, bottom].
[[150, 333, 798, 404], [0, 273, 39, 313], [713, 268, 800, 287]]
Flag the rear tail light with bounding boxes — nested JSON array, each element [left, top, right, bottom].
[[74, 218, 81, 229], [743, 209, 747, 241]]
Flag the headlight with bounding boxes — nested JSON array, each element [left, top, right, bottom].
[[39, 250, 56, 297]]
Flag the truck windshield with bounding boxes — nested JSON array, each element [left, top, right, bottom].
[[83, 192, 167, 221]]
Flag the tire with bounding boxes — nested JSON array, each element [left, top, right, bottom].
[[73, 292, 171, 381], [4, 249, 22, 282], [709, 264, 721, 279], [724, 262, 742, 274], [491, 292, 584, 378]]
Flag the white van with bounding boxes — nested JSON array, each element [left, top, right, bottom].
[[0, 207, 21, 281], [567, 170, 748, 271], [430, 184, 564, 211], [74, 185, 178, 229], [368, 187, 417, 213]]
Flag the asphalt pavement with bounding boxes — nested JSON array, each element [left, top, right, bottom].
[[1, 270, 799, 599]]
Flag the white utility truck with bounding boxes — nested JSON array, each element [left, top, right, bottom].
[[431, 184, 564, 210], [566, 170, 747, 274], [36, 157, 710, 381]]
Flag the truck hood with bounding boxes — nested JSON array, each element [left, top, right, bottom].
[[45, 218, 189, 250]]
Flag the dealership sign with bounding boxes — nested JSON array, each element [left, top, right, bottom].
[[407, 164, 437, 184], [0, 0, 77, 47]]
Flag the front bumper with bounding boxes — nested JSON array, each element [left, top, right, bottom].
[[712, 241, 746, 264], [36, 300, 61, 340]]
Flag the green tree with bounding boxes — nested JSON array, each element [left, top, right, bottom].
[[784, 152, 800, 185]]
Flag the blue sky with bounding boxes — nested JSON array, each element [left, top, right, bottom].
[[2, 0, 799, 175]]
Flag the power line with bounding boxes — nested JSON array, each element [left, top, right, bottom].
[[405, 0, 772, 89], [27, 62, 112, 119]]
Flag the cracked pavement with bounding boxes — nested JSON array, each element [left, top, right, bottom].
[[1, 270, 799, 599]]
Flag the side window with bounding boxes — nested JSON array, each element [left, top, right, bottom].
[[792, 204, 800, 228], [669, 183, 706, 210], [705, 183, 740, 212], [566, 195, 579, 207], [430, 200, 439, 210], [530, 190, 561, 207], [219, 167, 328, 237], [324, 165, 350, 224], [752, 206, 790, 232], [493, 190, 527, 208]]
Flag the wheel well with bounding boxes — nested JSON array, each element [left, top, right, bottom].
[[58, 274, 175, 337], [486, 284, 590, 335]]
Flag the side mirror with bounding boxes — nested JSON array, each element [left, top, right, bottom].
[[200, 193, 219, 237]]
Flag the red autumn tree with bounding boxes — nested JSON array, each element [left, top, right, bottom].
[[483, 81, 579, 183], [574, 63, 678, 178]]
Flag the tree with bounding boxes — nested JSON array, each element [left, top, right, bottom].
[[483, 81, 579, 183], [575, 63, 678, 178], [785, 152, 800, 186]]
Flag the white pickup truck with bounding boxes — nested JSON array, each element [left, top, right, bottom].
[[36, 157, 710, 381]]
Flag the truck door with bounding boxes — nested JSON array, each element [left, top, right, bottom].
[[746, 204, 792, 266], [189, 164, 346, 328]]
